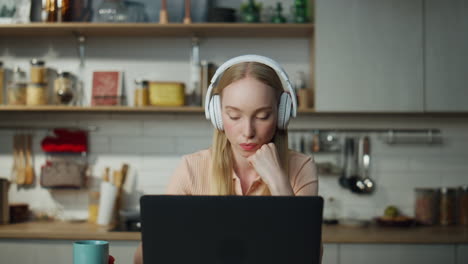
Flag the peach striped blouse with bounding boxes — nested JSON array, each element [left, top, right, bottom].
[[167, 149, 318, 196]]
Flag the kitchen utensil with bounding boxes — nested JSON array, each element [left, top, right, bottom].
[[24, 134, 35, 185], [10, 134, 18, 183], [349, 137, 366, 194], [16, 134, 26, 185], [361, 136, 375, 193], [338, 137, 353, 189]]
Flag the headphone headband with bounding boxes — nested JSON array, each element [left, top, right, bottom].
[[204, 55, 297, 120]]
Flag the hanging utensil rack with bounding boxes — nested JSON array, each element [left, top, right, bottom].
[[289, 128, 442, 145]]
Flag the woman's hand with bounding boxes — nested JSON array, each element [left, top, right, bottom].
[[247, 143, 294, 195]]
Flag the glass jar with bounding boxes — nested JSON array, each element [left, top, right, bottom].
[[53, 71, 74, 105], [96, 0, 128, 23], [134, 79, 149, 107], [458, 185, 468, 226], [439, 187, 457, 226], [8, 67, 27, 105], [30, 59, 47, 83], [414, 188, 439, 225], [26, 83, 48, 105], [88, 190, 100, 224]]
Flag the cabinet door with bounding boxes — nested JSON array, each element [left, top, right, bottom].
[[457, 245, 468, 264], [315, 0, 424, 112], [425, 0, 468, 111], [340, 244, 455, 264]]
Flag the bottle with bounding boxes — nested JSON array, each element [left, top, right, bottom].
[[44, 0, 58, 22], [295, 71, 310, 109], [134, 79, 149, 107], [57, 0, 72, 22]]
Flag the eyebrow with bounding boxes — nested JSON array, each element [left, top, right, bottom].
[[225, 106, 273, 113]]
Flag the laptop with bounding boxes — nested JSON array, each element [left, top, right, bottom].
[[140, 195, 323, 264]]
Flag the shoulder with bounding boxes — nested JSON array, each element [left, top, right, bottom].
[[288, 150, 314, 168], [182, 149, 212, 164], [287, 150, 317, 181], [179, 149, 212, 175]]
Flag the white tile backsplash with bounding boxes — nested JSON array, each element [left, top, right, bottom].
[[1, 113, 468, 221]]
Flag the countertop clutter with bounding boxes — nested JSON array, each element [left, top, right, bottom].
[[1, 221, 468, 244]]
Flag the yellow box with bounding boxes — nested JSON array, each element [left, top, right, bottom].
[[149, 82, 185, 106]]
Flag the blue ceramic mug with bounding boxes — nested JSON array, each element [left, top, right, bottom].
[[73, 240, 109, 264]]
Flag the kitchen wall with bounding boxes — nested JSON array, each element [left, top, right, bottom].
[[1, 37, 468, 222], [1, 111, 467, 221]]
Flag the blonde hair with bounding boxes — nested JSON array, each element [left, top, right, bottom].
[[209, 62, 289, 195]]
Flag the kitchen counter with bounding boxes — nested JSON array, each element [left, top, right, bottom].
[[1, 221, 468, 243]]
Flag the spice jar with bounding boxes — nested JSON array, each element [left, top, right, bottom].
[[414, 188, 439, 225], [134, 79, 149, 107], [7, 67, 27, 105], [440, 187, 457, 225], [53, 71, 74, 105], [459, 185, 468, 226], [26, 83, 48, 105], [30, 59, 47, 83]]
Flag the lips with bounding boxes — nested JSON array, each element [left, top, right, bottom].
[[239, 143, 258, 151]]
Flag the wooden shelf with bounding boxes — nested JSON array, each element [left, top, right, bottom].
[[0, 23, 314, 38], [0, 105, 205, 113], [1, 106, 467, 116], [0, 105, 318, 113]]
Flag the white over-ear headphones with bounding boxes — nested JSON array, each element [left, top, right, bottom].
[[204, 54, 297, 131]]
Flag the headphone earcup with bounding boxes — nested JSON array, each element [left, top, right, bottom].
[[277, 92, 292, 130], [209, 95, 224, 131]]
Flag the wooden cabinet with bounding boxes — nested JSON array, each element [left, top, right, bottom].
[[424, 0, 468, 112], [315, 0, 424, 112], [339, 244, 455, 264], [457, 245, 468, 264], [0, 239, 139, 264]]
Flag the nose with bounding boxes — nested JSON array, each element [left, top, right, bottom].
[[242, 119, 255, 139]]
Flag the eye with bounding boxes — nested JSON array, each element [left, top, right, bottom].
[[256, 113, 271, 120], [228, 115, 240, 120]]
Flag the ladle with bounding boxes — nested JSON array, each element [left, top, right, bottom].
[[361, 136, 375, 193]]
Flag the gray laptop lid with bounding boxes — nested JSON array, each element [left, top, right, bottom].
[[140, 195, 323, 264]]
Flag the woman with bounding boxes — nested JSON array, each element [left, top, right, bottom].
[[134, 55, 318, 264]]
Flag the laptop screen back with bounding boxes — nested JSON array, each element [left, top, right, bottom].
[[140, 195, 323, 264]]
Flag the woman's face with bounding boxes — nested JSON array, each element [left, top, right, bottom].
[[221, 76, 277, 158]]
